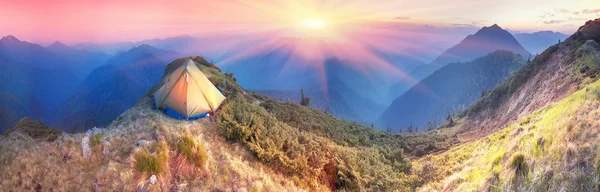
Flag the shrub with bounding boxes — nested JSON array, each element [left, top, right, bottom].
[[176, 134, 208, 168], [300, 89, 311, 106]]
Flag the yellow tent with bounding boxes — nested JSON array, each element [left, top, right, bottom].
[[153, 59, 226, 119]]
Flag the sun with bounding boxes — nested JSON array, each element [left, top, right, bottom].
[[303, 18, 328, 29]]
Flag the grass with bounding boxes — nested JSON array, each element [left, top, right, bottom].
[[90, 133, 102, 148], [176, 134, 208, 168], [413, 78, 600, 191], [510, 153, 528, 176], [133, 140, 169, 176]]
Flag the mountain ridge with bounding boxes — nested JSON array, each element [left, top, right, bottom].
[[388, 24, 530, 101], [379, 50, 526, 131]]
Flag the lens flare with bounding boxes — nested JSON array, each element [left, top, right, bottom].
[[304, 19, 327, 29]]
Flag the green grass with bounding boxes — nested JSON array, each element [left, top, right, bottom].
[[176, 134, 208, 168]]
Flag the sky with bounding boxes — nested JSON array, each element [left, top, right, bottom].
[[0, 0, 599, 44]]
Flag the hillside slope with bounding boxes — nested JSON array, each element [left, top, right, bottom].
[[403, 17, 600, 192], [456, 18, 600, 138], [413, 76, 600, 191], [388, 18, 600, 191]]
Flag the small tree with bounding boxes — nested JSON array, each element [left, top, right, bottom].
[[447, 114, 455, 127], [225, 72, 236, 83], [427, 121, 435, 131], [407, 125, 414, 133], [300, 89, 311, 106]]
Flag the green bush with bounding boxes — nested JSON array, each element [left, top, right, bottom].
[[216, 93, 430, 190], [176, 134, 208, 168]]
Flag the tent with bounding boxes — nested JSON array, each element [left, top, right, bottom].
[[153, 59, 226, 119]]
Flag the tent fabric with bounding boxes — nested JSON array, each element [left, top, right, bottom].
[[183, 62, 226, 110], [153, 59, 226, 119], [154, 65, 186, 107], [185, 73, 212, 116]]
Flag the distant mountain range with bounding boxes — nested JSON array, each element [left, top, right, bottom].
[[77, 44, 179, 92], [255, 57, 388, 124], [378, 50, 525, 131], [0, 36, 84, 131], [73, 32, 276, 64], [221, 37, 400, 124], [46, 41, 110, 79], [53, 45, 181, 132], [388, 24, 531, 101], [514, 31, 569, 55], [0, 25, 568, 133], [0, 35, 183, 132]]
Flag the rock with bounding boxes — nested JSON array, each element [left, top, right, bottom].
[[86, 127, 102, 136], [56, 134, 70, 149], [82, 136, 91, 160], [149, 175, 157, 185], [103, 140, 111, 154]]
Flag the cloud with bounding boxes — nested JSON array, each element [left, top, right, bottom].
[[450, 23, 478, 28], [539, 8, 600, 25], [471, 20, 486, 26], [540, 13, 555, 19], [543, 20, 565, 24], [393, 16, 411, 20], [582, 9, 600, 14], [553, 8, 600, 16]]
